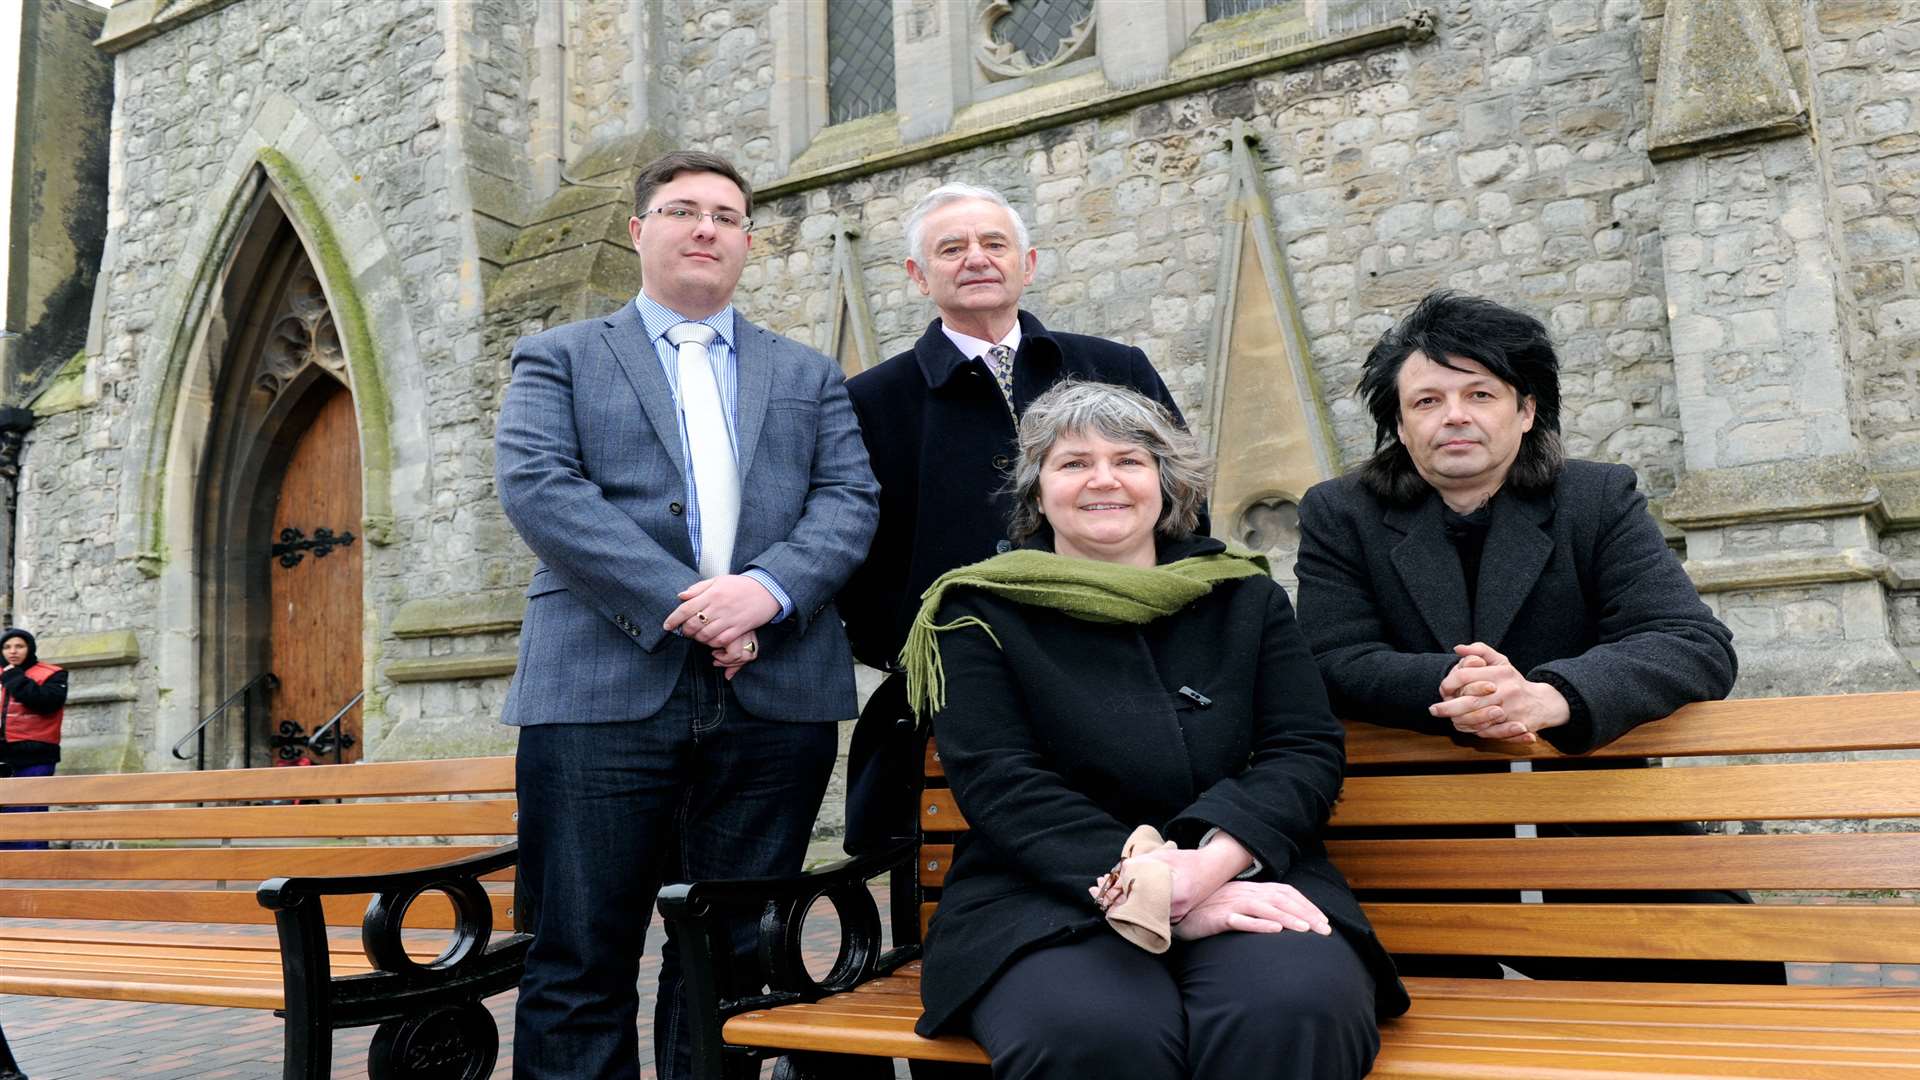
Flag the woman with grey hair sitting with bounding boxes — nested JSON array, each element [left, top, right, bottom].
[[900, 381, 1407, 1079]]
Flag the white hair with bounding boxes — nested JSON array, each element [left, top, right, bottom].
[[904, 182, 1033, 263]]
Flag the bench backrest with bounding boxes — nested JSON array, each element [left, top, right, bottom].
[[920, 691, 1920, 965], [0, 757, 517, 929]]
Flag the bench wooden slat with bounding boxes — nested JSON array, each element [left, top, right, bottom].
[[1365, 902, 1920, 963], [0, 936, 433, 970], [928, 833, 1920, 891], [919, 844, 954, 886], [1327, 833, 1920, 891], [1331, 760, 1920, 826], [0, 965, 286, 1009], [1403, 976, 1920, 1013], [0, 845, 510, 881], [724, 1008, 991, 1065], [0, 947, 347, 980], [0, 887, 514, 928], [922, 692, 1920, 775], [929, 761, 1920, 832], [0, 799, 517, 841], [0, 926, 380, 955], [0, 757, 516, 806], [1370, 1042, 1915, 1078], [1384, 1013, 1920, 1052], [724, 974, 1920, 1075], [1346, 690, 1920, 766]]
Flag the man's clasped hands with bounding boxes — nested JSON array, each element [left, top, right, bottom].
[[1428, 641, 1572, 744], [661, 574, 777, 680]]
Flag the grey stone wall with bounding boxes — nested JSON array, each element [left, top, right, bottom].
[[738, 0, 1687, 502], [1806, 2, 1920, 471], [668, 0, 779, 184]]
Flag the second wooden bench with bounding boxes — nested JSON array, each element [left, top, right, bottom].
[[0, 756, 523, 1080]]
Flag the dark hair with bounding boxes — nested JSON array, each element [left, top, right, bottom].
[[632, 150, 753, 218], [0, 628, 37, 666], [1355, 290, 1565, 505]]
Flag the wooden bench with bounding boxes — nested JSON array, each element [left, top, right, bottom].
[[0, 756, 524, 1080], [662, 691, 1920, 1078]]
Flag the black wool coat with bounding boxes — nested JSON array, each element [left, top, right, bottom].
[[916, 534, 1409, 1036], [838, 312, 1188, 670], [1294, 460, 1737, 754]]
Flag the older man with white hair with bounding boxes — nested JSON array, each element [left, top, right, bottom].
[[838, 181, 1191, 854]]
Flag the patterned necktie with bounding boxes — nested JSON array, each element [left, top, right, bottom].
[[665, 322, 738, 580], [985, 343, 1016, 415]]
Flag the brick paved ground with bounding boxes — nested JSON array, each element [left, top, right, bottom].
[[0, 887, 1913, 1079]]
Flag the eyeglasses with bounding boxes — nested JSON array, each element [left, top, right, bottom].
[[639, 204, 754, 233]]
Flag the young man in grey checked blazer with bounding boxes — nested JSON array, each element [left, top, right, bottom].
[[495, 150, 878, 1080]]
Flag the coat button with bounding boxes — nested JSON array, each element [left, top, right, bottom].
[[992, 455, 1010, 470], [995, 540, 1013, 554], [669, 501, 684, 516]]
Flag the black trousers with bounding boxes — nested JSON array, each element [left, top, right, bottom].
[[960, 930, 1379, 1080]]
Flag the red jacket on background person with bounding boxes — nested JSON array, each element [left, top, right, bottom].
[[0, 628, 67, 765]]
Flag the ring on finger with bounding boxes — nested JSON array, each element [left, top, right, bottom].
[[695, 611, 709, 624], [743, 638, 757, 655]]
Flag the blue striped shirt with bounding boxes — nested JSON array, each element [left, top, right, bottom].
[[635, 293, 792, 622]]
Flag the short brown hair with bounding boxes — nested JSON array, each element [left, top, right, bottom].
[[632, 151, 753, 218]]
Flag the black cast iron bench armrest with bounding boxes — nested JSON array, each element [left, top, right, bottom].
[[658, 841, 919, 1079], [257, 842, 531, 1072]]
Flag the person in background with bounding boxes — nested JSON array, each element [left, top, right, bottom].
[[0, 628, 68, 852]]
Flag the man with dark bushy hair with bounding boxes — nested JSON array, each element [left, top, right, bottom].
[[1294, 291, 1780, 985]]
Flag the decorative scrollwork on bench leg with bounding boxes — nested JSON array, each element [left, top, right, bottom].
[[368, 1001, 498, 1080]]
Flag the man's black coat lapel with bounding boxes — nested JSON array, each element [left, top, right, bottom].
[[1386, 496, 1471, 648], [1474, 489, 1556, 647]]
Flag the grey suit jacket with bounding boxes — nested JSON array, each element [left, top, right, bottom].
[[495, 302, 879, 725], [1294, 459, 1736, 754]]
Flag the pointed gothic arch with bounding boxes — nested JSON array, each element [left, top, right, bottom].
[[184, 186, 366, 766], [1201, 120, 1340, 581]]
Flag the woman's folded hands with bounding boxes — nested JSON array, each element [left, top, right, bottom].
[[1092, 827, 1331, 946]]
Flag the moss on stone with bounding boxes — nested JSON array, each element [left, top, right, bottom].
[[28, 350, 91, 417], [256, 148, 398, 544]]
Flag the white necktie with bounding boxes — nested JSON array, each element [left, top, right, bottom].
[[666, 322, 738, 580]]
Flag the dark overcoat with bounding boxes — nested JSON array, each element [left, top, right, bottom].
[[916, 534, 1409, 1037], [838, 312, 1187, 670], [1294, 459, 1737, 754]]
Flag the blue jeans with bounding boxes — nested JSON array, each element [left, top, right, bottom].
[[512, 655, 837, 1080]]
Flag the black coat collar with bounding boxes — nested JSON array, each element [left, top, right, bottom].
[[913, 310, 1065, 392], [1384, 484, 1556, 648]]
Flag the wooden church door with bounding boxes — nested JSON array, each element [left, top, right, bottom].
[[267, 383, 364, 763]]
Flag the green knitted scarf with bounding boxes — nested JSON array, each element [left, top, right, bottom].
[[900, 546, 1271, 719]]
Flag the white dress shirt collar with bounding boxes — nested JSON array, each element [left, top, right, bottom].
[[940, 320, 1022, 372]]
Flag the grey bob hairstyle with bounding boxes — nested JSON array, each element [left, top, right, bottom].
[[1006, 381, 1212, 544]]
